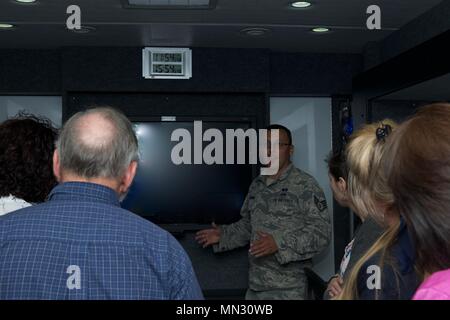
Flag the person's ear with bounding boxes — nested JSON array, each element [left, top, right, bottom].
[[53, 150, 61, 182], [119, 161, 138, 194], [289, 145, 294, 156], [337, 177, 347, 193]]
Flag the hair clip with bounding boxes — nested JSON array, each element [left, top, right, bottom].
[[376, 124, 392, 141]]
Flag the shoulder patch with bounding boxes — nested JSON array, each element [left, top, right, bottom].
[[314, 195, 328, 212]]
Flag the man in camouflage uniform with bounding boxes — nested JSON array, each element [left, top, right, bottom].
[[196, 124, 331, 300]]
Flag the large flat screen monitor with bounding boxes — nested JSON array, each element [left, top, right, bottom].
[[121, 120, 254, 227]]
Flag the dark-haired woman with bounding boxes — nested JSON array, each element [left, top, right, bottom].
[[0, 114, 58, 215], [380, 104, 450, 300]]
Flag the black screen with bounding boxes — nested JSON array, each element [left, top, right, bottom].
[[121, 121, 254, 225]]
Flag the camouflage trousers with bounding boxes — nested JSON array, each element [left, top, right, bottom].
[[245, 285, 307, 300]]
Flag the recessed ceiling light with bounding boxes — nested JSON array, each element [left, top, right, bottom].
[[312, 27, 330, 33], [125, 0, 214, 9], [240, 27, 271, 37], [15, 0, 37, 3], [68, 26, 96, 34], [291, 1, 311, 8], [0, 23, 15, 29]]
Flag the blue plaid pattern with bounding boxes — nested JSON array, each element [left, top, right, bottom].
[[0, 182, 203, 300]]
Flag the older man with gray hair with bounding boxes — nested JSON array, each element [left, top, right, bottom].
[[0, 107, 203, 300]]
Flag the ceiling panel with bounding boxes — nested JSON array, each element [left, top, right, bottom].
[[0, 0, 443, 52]]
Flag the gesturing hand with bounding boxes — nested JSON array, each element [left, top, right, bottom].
[[195, 223, 221, 248], [249, 231, 278, 258]]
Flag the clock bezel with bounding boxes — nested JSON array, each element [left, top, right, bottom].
[[143, 47, 192, 80]]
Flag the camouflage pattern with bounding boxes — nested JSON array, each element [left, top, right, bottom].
[[245, 285, 307, 300], [213, 164, 331, 298]]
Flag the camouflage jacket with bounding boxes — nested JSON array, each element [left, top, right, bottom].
[[213, 164, 331, 291]]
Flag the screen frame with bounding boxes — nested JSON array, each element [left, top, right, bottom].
[[127, 115, 260, 234]]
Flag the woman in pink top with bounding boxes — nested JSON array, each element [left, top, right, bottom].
[[413, 270, 450, 300], [381, 104, 450, 300]]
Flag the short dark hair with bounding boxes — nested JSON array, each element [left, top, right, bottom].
[[267, 124, 292, 145], [326, 151, 348, 181], [0, 113, 58, 203]]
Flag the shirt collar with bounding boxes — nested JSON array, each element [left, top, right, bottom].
[[278, 163, 294, 181], [257, 163, 294, 185], [48, 182, 121, 207], [0, 196, 32, 216], [0, 195, 30, 205]]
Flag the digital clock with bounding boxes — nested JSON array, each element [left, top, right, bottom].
[[142, 47, 192, 79]]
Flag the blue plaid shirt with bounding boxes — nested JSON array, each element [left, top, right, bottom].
[[0, 182, 203, 300]]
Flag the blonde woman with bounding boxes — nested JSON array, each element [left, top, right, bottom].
[[324, 151, 383, 299], [335, 120, 420, 300]]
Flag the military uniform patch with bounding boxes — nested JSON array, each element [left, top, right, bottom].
[[314, 195, 327, 212]]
